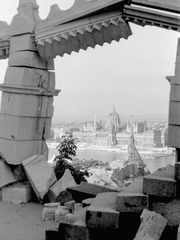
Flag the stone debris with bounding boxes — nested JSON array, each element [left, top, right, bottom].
[[2, 182, 32, 204], [48, 169, 76, 202], [42, 202, 60, 221], [22, 154, 57, 200], [116, 192, 149, 213], [133, 209, 167, 240], [0, 160, 16, 188], [58, 219, 90, 240], [64, 200, 76, 212], [66, 181, 119, 202], [143, 165, 176, 198], [55, 205, 70, 222], [86, 192, 119, 229]]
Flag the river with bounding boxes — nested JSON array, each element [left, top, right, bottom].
[[48, 147, 175, 173]]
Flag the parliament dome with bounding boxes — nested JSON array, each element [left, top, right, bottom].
[[107, 106, 121, 132]]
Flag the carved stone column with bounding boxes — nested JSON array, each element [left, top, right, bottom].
[[0, 0, 60, 164]]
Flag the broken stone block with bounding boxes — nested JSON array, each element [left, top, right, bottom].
[[58, 220, 90, 240], [48, 169, 76, 202], [22, 154, 57, 200], [82, 198, 94, 207], [134, 209, 167, 240], [143, 165, 176, 198], [8, 51, 53, 70], [55, 205, 69, 222], [0, 160, 16, 188], [42, 202, 60, 221], [45, 229, 59, 240], [65, 207, 88, 223], [2, 182, 32, 203], [143, 175, 176, 198], [123, 177, 143, 193], [64, 200, 75, 212], [10, 34, 36, 52], [86, 192, 119, 229], [116, 192, 148, 213], [73, 203, 83, 213], [67, 181, 118, 202]]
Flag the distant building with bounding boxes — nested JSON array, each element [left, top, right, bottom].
[[73, 107, 164, 149]]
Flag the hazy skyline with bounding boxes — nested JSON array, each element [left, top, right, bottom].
[[0, 0, 179, 122]]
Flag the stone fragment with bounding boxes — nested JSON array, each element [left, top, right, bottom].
[[116, 192, 148, 212], [45, 229, 59, 240], [64, 200, 76, 212], [143, 165, 176, 197], [65, 207, 88, 223], [133, 209, 167, 240], [48, 169, 76, 202], [0, 160, 16, 188], [86, 192, 119, 229], [22, 154, 57, 200], [58, 220, 90, 240], [116, 177, 148, 212], [10, 34, 36, 52], [67, 181, 118, 202], [82, 198, 94, 207], [143, 175, 176, 198], [55, 206, 69, 222], [2, 182, 32, 203], [42, 202, 60, 221], [73, 203, 83, 213]]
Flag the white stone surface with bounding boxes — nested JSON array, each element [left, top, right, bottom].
[[48, 169, 76, 202], [2, 182, 32, 203], [0, 114, 52, 141], [134, 209, 167, 240], [10, 34, 36, 52], [0, 160, 16, 188], [1, 93, 54, 117], [0, 138, 48, 165], [22, 154, 57, 199]]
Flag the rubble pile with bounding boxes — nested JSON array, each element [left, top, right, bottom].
[[43, 162, 180, 240], [1, 153, 180, 240]]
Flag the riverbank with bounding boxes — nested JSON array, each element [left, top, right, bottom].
[[47, 142, 175, 159]]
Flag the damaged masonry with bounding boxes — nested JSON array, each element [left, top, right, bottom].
[[0, 0, 179, 240]]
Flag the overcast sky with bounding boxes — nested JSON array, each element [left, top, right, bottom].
[[0, 0, 179, 122]]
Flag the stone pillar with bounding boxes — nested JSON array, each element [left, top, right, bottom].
[[167, 38, 180, 162], [0, 0, 60, 165]]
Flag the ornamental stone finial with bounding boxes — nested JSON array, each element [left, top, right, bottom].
[[10, 0, 41, 36]]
